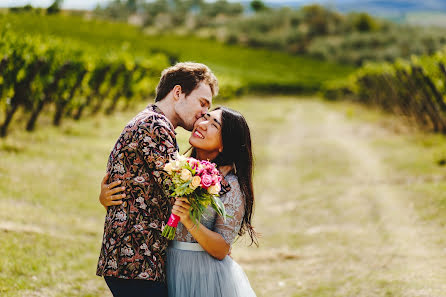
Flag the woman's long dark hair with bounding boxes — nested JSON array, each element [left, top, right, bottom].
[[191, 107, 258, 246]]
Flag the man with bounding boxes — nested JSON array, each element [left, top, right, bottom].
[[96, 62, 219, 297]]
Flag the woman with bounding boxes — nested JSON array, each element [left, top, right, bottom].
[[100, 107, 258, 297]]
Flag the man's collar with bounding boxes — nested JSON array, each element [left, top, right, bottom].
[[148, 104, 177, 135]]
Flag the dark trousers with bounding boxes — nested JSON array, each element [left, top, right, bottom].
[[104, 276, 168, 297]]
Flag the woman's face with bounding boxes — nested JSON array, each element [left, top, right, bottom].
[[189, 110, 223, 153]]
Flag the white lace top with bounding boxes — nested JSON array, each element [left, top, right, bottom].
[[174, 173, 245, 245]]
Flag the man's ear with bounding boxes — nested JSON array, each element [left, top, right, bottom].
[[173, 85, 183, 101]]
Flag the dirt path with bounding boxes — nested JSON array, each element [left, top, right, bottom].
[[232, 99, 446, 297]]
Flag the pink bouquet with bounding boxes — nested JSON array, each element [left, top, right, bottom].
[[161, 154, 227, 240]]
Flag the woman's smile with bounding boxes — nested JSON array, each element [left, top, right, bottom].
[[192, 129, 205, 139]]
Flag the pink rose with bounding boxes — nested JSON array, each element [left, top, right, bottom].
[[201, 174, 213, 189], [196, 167, 204, 176], [212, 175, 221, 186]]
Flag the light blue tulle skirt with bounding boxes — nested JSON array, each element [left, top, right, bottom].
[[166, 241, 257, 297]]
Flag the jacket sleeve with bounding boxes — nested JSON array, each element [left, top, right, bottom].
[[137, 118, 178, 196]]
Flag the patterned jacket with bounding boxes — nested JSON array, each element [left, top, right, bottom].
[[96, 104, 178, 282]]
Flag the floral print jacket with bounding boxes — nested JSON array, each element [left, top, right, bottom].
[[96, 104, 178, 282]]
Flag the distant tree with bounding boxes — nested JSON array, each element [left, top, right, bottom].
[[302, 4, 330, 36], [127, 0, 138, 13], [47, 0, 63, 14], [9, 4, 34, 13], [250, 0, 267, 12], [353, 12, 378, 32], [202, 0, 243, 18]]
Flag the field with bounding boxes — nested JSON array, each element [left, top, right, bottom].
[[2, 96, 446, 296], [0, 13, 354, 95]]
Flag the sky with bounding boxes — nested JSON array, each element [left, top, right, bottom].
[[1, 0, 310, 10]]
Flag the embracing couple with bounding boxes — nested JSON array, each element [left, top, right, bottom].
[[96, 62, 258, 297]]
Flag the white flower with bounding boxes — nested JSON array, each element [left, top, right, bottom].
[[140, 243, 148, 250], [128, 142, 138, 149], [189, 176, 201, 189], [121, 247, 134, 257], [134, 176, 145, 183], [116, 211, 127, 221], [176, 153, 186, 162], [134, 224, 143, 232], [108, 259, 118, 269], [180, 169, 192, 181], [139, 203, 147, 210], [208, 184, 221, 195], [164, 162, 173, 174], [136, 197, 144, 203], [171, 160, 181, 171], [138, 272, 150, 279], [114, 163, 125, 174]]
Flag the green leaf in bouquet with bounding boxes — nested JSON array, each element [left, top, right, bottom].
[[212, 196, 230, 222], [184, 163, 195, 175]]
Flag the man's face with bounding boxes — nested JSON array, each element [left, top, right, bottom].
[[175, 82, 213, 131]]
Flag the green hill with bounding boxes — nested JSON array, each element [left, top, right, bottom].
[[0, 13, 354, 96]]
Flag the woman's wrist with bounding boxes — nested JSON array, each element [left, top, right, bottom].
[[182, 217, 195, 230]]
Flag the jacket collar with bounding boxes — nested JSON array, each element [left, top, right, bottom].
[[148, 104, 176, 135]]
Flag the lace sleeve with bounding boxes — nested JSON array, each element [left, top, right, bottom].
[[214, 174, 245, 245]]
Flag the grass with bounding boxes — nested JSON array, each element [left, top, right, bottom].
[[0, 110, 126, 296], [326, 99, 446, 231], [2, 96, 446, 296], [0, 13, 355, 95]]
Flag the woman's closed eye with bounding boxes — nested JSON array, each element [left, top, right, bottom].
[[201, 113, 220, 129]]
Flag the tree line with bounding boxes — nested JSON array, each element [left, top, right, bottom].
[[0, 29, 169, 137], [324, 51, 446, 133]]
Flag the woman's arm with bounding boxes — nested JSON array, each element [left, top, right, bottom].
[[172, 198, 230, 260], [99, 173, 125, 209]]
